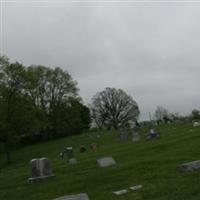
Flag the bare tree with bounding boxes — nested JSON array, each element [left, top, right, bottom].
[[90, 87, 140, 130], [154, 106, 169, 121]]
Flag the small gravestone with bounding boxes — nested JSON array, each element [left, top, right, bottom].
[[179, 160, 200, 172], [66, 147, 77, 164], [118, 132, 129, 142], [80, 145, 87, 153], [130, 185, 143, 191], [28, 157, 55, 183], [97, 157, 116, 167], [90, 143, 97, 151], [132, 131, 140, 142], [53, 193, 90, 200], [193, 122, 200, 127], [113, 189, 127, 196], [146, 128, 160, 141]]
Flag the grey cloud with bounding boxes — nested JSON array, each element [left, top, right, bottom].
[[3, 3, 200, 120]]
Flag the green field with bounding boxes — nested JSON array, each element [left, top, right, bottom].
[[1, 124, 200, 200]]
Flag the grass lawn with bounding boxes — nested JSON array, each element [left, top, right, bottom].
[[1, 123, 200, 200]]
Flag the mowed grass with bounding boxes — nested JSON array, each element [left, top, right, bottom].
[[1, 124, 200, 200]]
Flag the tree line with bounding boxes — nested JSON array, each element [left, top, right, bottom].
[[0, 56, 91, 162], [0, 56, 141, 163]]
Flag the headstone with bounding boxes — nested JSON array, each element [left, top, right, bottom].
[[97, 157, 116, 167], [132, 131, 140, 142], [130, 185, 143, 191], [113, 189, 127, 195], [28, 157, 55, 183], [146, 128, 160, 141], [179, 160, 200, 172], [53, 193, 90, 200], [69, 158, 77, 164], [66, 147, 77, 164], [193, 122, 200, 127], [118, 132, 129, 142], [80, 145, 87, 153]]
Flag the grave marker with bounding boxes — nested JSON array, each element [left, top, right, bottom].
[[53, 193, 90, 200], [28, 157, 55, 183], [97, 157, 116, 167], [179, 160, 200, 172]]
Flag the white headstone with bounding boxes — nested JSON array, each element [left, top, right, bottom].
[[130, 185, 143, 191], [132, 131, 140, 142], [69, 158, 77, 164], [193, 122, 200, 127], [113, 189, 127, 196], [97, 157, 116, 167]]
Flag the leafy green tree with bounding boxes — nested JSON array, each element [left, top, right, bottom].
[[0, 55, 91, 162], [25, 65, 79, 134], [0, 57, 35, 162], [52, 98, 91, 136], [191, 109, 200, 120]]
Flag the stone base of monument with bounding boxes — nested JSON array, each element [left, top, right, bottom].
[[179, 160, 200, 172], [69, 158, 77, 164], [28, 174, 55, 183], [146, 133, 160, 141], [53, 193, 90, 200]]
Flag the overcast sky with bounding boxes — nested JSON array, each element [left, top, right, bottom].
[[1, 1, 200, 120]]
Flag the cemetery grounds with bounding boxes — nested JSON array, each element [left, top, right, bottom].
[[0, 124, 200, 200]]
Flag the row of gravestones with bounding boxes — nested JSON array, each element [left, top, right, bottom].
[[118, 128, 160, 142], [28, 155, 119, 198], [29, 155, 200, 200], [29, 150, 116, 183], [60, 143, 98, 164], [28, 147, 200, 200], [28, 128, 160, 199]]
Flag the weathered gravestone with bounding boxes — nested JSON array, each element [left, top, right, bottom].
[[53, 193, 90, 200], [146, 128, 160, 141], [193, 122, 200, 127], [97, 157, 116, 167], [66, 147, 77, 164], [132, 130, 140, 142], [130, 185, 143, 191], [179, 160, 200, 172], [113, 189, 127, 196], [118, 132, 129, 142], [28, 157, 55, 183]]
